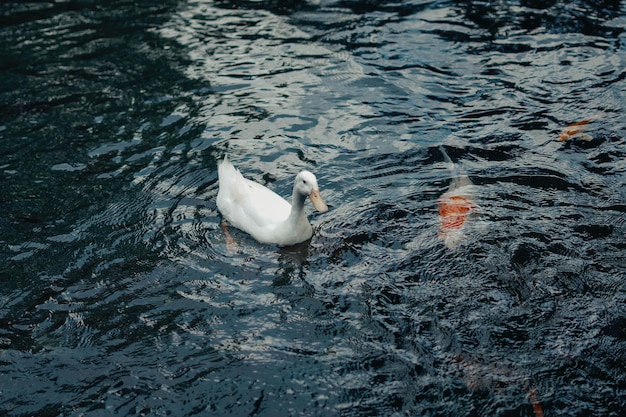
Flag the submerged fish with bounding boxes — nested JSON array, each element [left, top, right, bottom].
[[452, 354, 544, 417], [438, 146, 476, 249], [528, 388, 545, 417], [558, 119, 593, 142]]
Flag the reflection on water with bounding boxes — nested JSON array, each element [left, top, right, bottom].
[[1, 0, 625, 416]]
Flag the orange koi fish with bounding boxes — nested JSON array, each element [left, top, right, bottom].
[[558, 119, 593, 141], [438, 146, 476, 249], [528, 388, 544, 417], [452, 354, 544, 417]]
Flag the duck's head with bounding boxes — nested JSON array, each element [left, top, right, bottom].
[[295, 171, 328, 213]]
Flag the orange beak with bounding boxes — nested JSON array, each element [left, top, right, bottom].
[[309, 189, 328, 213]]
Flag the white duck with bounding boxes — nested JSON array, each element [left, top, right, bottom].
[[216, 156, 328, 246]]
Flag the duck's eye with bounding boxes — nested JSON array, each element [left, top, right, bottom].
[[302, 179, 307, 184]]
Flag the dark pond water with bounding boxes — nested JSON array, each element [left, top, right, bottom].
[[2, 0, 625, 415]]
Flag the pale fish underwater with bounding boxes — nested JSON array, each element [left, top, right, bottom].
[[437, 146, 477, 249]]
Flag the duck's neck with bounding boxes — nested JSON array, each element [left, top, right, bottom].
[[287, 189, 307, 224]]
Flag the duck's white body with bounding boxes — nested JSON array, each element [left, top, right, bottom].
[[216, 157, 328, 246]]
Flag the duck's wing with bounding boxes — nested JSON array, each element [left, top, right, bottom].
[[239, 178, 292, 225], [217, 159, 291, 230]]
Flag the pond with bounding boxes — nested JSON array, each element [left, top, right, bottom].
[[1, 0, 625, 416]]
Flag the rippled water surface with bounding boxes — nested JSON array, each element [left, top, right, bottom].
[[2, 0, 626, 415]]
